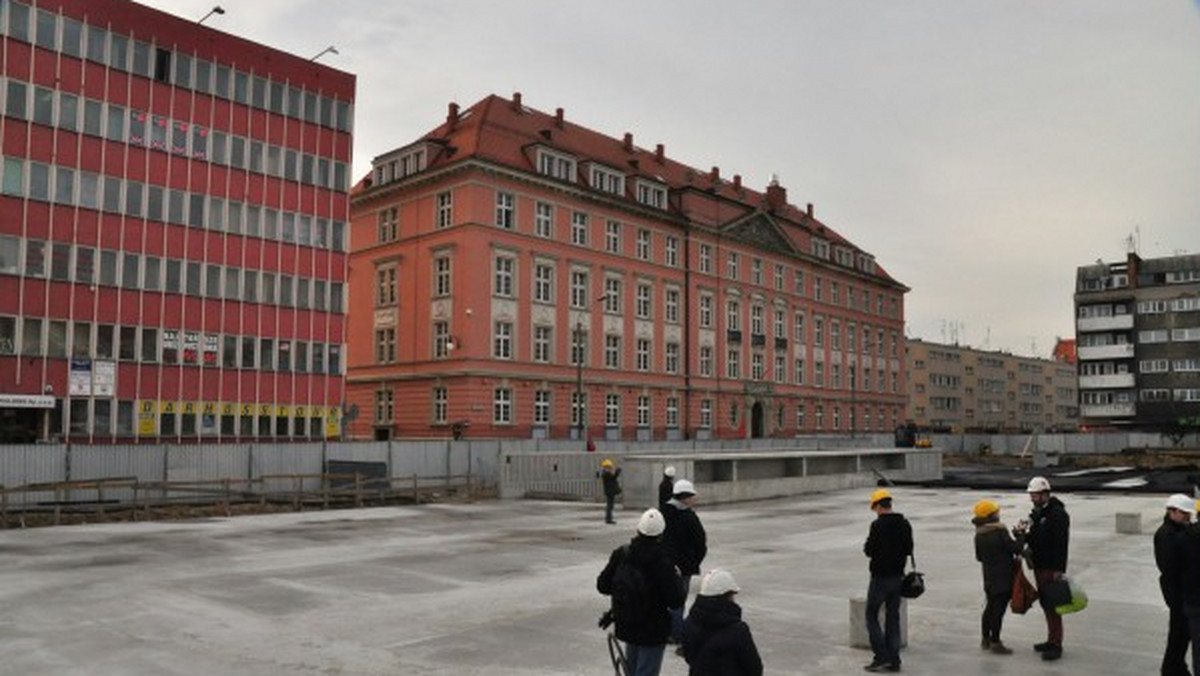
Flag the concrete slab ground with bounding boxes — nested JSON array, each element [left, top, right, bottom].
[[0, 487, 1179, 675]]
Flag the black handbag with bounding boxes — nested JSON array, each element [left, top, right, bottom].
[[901, 553, 925, 599]]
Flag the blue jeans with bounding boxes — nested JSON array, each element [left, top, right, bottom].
[[624, 642, 666, 676], [670, 574, 692, 642], [866, 574, 903, 666]]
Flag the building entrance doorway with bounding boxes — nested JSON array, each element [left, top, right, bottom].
[[750, 402, 765, 438]]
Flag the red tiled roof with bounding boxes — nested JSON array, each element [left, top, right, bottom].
[[363, 93, 899, 284]]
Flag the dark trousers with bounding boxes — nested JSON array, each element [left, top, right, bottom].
[[982, 591, 1009, 643], [866, 574, 903, 666], [604, 494, 616, 523], [1034, 568, 1064, 646], [1166, 602, 1194, 676]]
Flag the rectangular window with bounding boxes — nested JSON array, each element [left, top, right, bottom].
[[636, 284, 652, 319], [377, 207, 398, 242], [699, 244, 712, 274], [535, 202, 554, 238], [434, 257, 452, 297], [636, 228, 651, 261], [494, 256, 515, 297], [699, 345, 713, 376], [571, 211, 589, 246], [22, 318, 43, 356], [604, 334, 621, 369], [665, 236, 679, 267], [699, 294, 713, 328], [493, 321, 513, 359], [571, 270, 589, 308], [495, 191, 515, 229], [605, 394, 621, 427], [700, 399, 713, 428], [605, 220, 622, 254], [436, 191, 453, 228], [375, 328, 395, 364], [533, 325, 552, 363], [432, 387, 448, 424], [666, 397, 679, 428], [636, 338, 651, 372], [533, 390, 550, 425], [727, 349, 741, 379], [533, 263, 554, 304], [727, 252, 739, 280], [493, 388, 512, 424], [604, 278, 622, 314], [665, 342, 680, 374]]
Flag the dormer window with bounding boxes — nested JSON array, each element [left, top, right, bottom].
[[811, 238, 829, 260], [537, 148, 577, 181], [589, 164, 625, 196], [635, 178, 667, 209], [372, 144, 428, 187], [857, 253, 876, 275], [835, 246, 854, 267]]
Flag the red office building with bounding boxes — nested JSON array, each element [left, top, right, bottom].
[[0, 0, 354, 442], [347, 94, 907, 441]]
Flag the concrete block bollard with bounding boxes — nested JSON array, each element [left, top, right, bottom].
[[1115, 512, 1142, 534], [849, 597, 908, 649]]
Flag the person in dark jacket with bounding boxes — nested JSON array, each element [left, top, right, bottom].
[[597, 508, 685, 676], [972, 499, 1024, 655], [863, 488, 913, 672], [682, 569, 763, 676], [599, 459, 622, 524], [1156, 494, 1195, 676], [1017, 475, 1070, 661], [658, 466, 676, 509], [661, 479, 707, 643]]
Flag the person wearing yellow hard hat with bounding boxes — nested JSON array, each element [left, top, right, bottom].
[[972, 499, 1024, 655], [863, 487, 913, 672], [598, 459, 622, 525]]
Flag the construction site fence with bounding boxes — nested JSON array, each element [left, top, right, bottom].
[[0, 472, 476, 527]]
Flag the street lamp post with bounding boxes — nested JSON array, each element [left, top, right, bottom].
[[575, 319, 584, 446]]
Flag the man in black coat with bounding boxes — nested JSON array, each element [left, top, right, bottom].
[[682, 569, 763, 676], [658, 465, 676, 510], [1019, 475, 1070, 662], [1156, 494, 1195, 676], [599, 459, 622, 525], [863, 488, 913, 673], [598, 508, 685, 676], [662, 479, 707, 643]]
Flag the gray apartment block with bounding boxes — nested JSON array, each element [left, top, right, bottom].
[[1075, 252, 1200, 430]]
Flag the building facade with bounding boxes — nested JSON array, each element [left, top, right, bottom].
[[1075, 253, 1200, 430], [905, 339, 1079, 433], [0, 0, 354, 442], [347, 94, 908, 441]]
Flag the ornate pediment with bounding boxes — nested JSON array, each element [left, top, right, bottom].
[[721, 212, 797, 255]]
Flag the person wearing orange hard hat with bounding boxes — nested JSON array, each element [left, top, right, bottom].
[[599, 459, 622, 525], [972, 499, 1024, 655], [863, 488, 913, 673]]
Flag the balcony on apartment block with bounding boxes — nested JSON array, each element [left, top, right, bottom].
[[1077, 315, 1134, 332], [1080, 402, 1137, 418], [1078, 373, 1136, 389], [1077, 344, 1135, 360]]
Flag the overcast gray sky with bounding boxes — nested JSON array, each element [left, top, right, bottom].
[[147, 0, 1200, 358]]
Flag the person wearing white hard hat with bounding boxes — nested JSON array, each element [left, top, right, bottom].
[[1156, 494, 1195, 675], [1018, 476, 1070, 662], [661, 478, 707, 645], [597, 508, 685, 676], [681, 569, 763, 676], [658, 466, 677, 510]]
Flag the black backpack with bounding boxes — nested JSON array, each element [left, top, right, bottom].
[[610, 546, 650, 624]]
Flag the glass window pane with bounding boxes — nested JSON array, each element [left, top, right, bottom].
[[2, 157, 24, 196], [58, 93, 78, 131], [54, 167, 74, 204], [32, 86, 53, 125], [24, 239, 46, 277], [29, 163, 49, 201], [7, 2, 30, 42], [87, 25, 108, 63], [109, 33, 128, 70], [35, 10, 57, 50], [4, 81, 26, 121]]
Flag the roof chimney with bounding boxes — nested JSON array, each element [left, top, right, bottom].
[[447, 102, 460, 129], [554, 107, 564, 129], [806, 202, 813, 218], [765, 175, 787, 211], [623, 132, 633, 152], [733, 174, 742, 191], [655, 144, 665, 163], [710, 166, 721, 185], [511, 92, 522, 110]]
